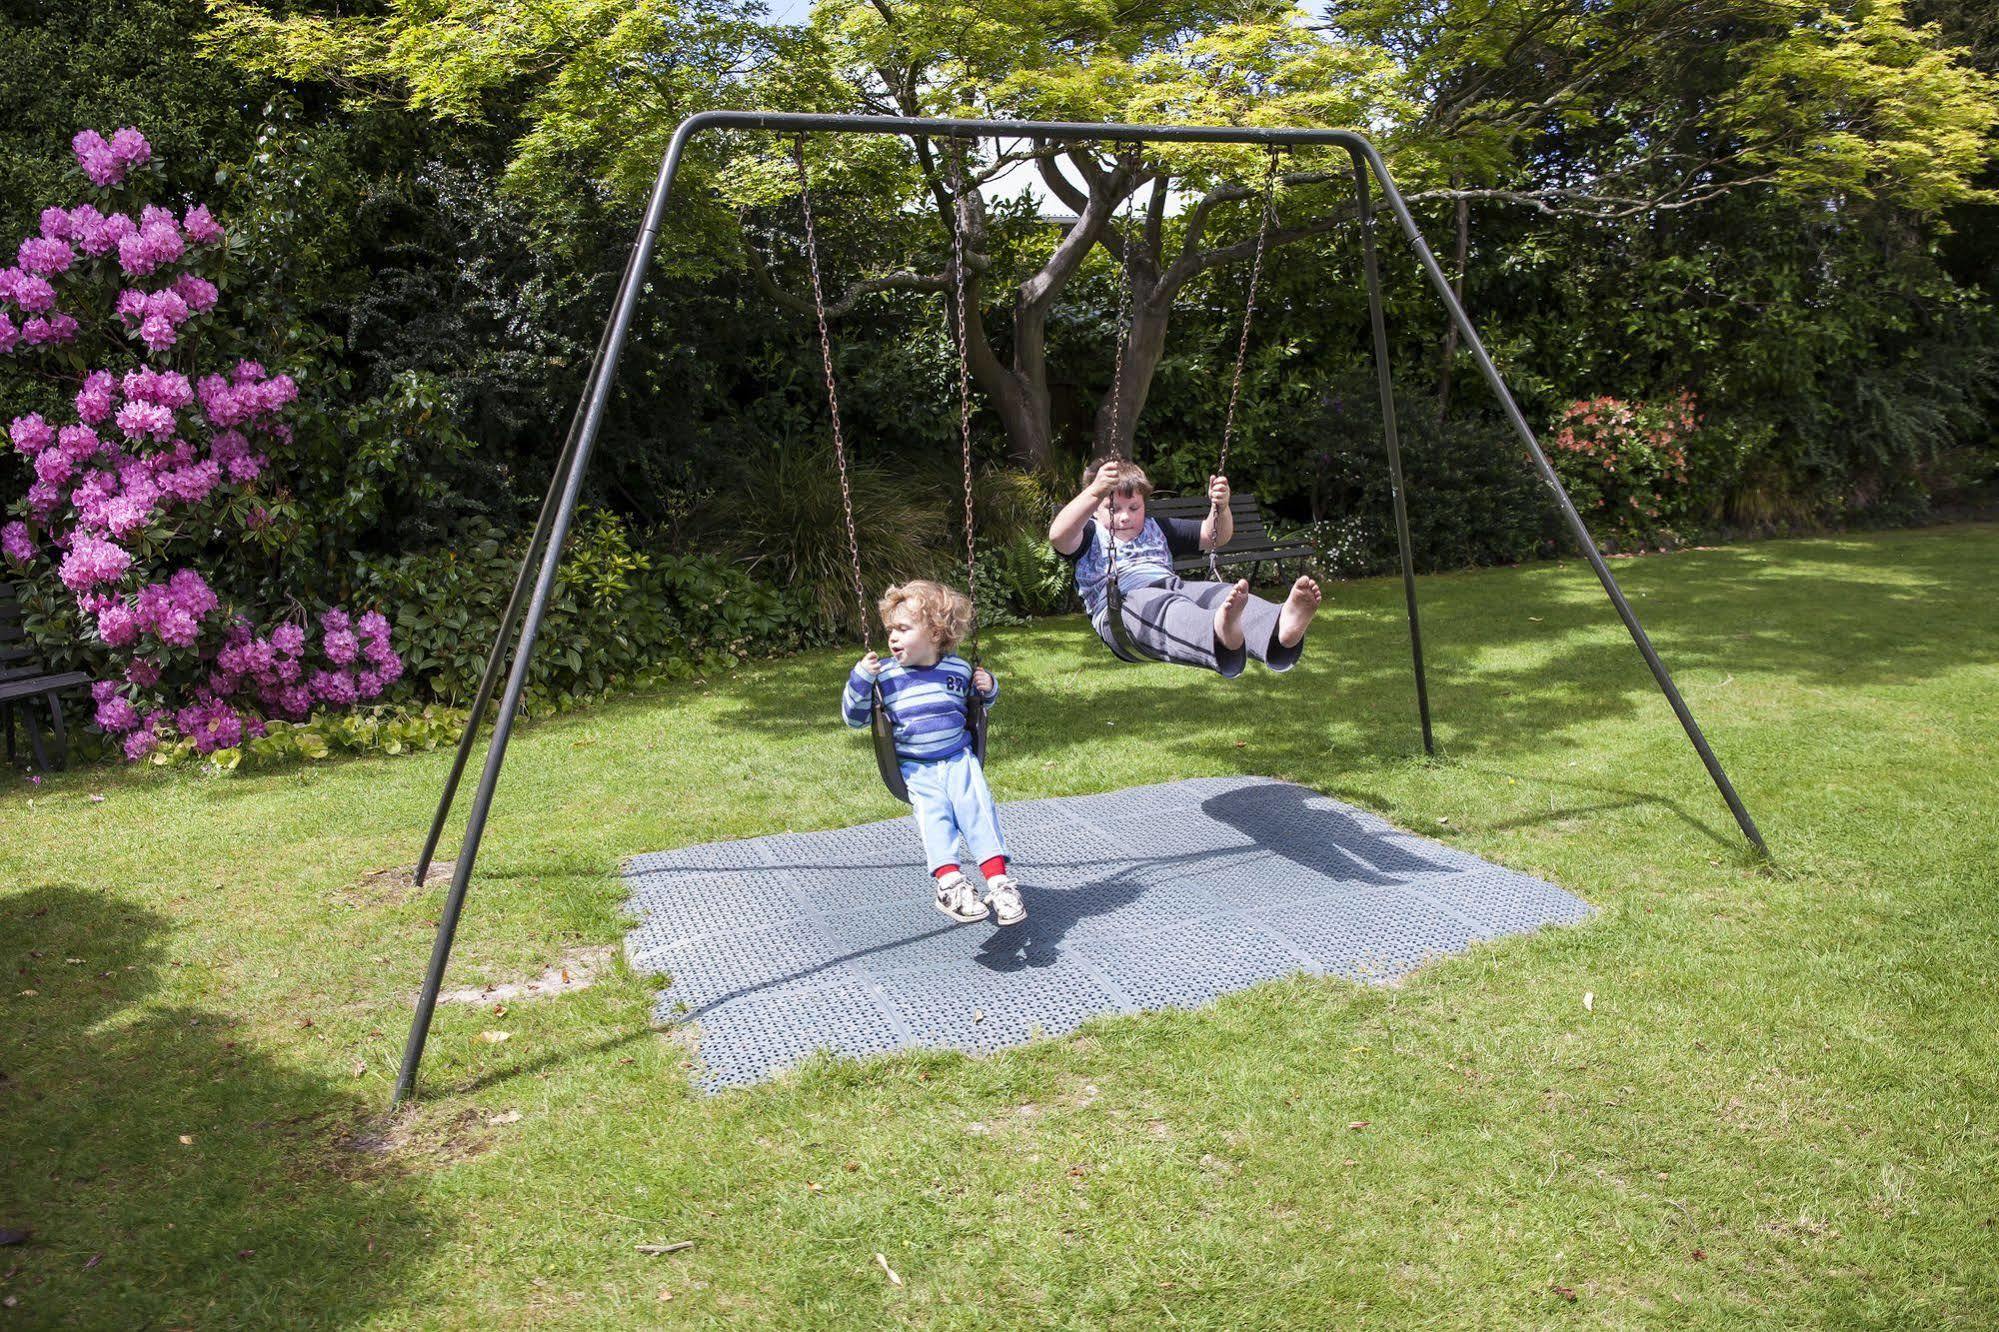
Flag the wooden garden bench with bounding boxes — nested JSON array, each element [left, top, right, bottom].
[[1147, 492, 1317, 585], [2, 584, 90, 772]]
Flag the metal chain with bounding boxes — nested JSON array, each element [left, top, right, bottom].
[[947, 149, 981, 665], [794, 135, 872, 650], [1103, 153, 1143, 590], [1211, 146, 1281, 579]]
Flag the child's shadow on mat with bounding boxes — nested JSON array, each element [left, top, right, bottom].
[[1200, 782, 1452, 884], [972, 873, 1146, 974], [979, 783, 1449, 973]]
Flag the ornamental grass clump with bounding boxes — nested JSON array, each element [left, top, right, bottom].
[[1, 126, 402, 762]]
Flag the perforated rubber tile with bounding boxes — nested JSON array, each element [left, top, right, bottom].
[[623, 777, 1590, 1089]]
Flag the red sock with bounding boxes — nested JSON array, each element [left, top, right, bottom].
[[980, 856, 1008, 880], [933, 864, 960, 880]]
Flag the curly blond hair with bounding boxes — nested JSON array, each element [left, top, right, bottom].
[[1082, 456, 1153, 498], [878, 579, 974, 652]]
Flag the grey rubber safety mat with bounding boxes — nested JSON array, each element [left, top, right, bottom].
[[623, 777, 1590, 1090]]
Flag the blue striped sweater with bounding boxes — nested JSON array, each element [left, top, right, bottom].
[[841, 654, 997, 762]]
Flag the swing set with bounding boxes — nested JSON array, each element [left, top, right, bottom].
[[390, 112, 1768, 1107]]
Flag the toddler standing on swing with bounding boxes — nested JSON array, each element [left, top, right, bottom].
[[1049, 458, 1322, 674], [841, 580, 1024, 927]]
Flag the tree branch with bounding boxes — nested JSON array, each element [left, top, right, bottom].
[[1033, 144, 1090, 214], [1163, 209, 1360, 295], [1021, 160, 1139, 308], [1144, 174, 1169, 257], [743, 235, 948, 319], [1177, 168, 1343, 267]]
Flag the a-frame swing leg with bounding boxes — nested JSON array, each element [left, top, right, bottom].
[[409, 242, 643, 888], [1351, 151, 1435, 756], [392, 136, 688, 1107], [1348, 146, 1769, 857]]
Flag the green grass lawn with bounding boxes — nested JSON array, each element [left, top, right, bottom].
[[4, 524, 1996, 1328]]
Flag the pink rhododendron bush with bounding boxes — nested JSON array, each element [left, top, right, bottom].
[[2, 127, 404, 766]]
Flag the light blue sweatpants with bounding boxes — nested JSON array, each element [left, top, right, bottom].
[[900, 746, 1008, 875]]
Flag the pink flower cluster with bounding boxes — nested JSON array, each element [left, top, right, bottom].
[[7, 363, 278, 542], [0, 131, 225, 360], [0, 260, 79, 351], [87, 606, 402, 756], [114, 273, 218, 352], [1, 520, 32, 564], [198, 361, 297, 427], [77, 568, 212, 650], [72, 128, 152, 188], [2, 126, 408, 762]]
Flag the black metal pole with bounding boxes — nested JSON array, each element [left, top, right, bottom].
[[391, 122, 698, 1107], [393, 111, 1770, 1106], [1351, 151, 1434, 756], [1344, 140, 1768, 856], [410, 244, 643, 887]]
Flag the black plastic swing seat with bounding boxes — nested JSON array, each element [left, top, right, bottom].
[[1101, 581, 1165, 664], [622, 776, 1593, 1090]]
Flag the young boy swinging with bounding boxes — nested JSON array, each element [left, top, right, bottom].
[[1049, 458, 1322, 674], [841, 580, 1024, 927]]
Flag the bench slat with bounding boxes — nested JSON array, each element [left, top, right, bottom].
[[1143, 493, 1311, 572], [0, 670, 91, 703]]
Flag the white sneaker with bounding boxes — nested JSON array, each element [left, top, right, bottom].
[[934, 871, 990, 924], [983, 874, 1027, 927]]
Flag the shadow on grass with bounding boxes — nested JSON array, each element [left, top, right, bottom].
[[0, 887, 430, 1327]]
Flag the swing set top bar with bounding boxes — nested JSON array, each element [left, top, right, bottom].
[[647, 113, 1402, 229], [663, 110, 1373, 148]]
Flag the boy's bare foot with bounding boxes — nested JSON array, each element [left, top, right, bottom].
[[1214, 579, 1249, 651], [1278, 576, 1322, 647]]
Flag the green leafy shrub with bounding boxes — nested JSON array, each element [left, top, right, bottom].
[[976, 532, 1074, 623], [1306, 403, 1562, 575], [141, 702, 469, 771], [350, 512, 823, 709], [710, 435, 947, 631]]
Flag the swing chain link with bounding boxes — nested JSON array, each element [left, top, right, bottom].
[[1103, 148, 1144, 592], [1211, 145, 1282, 580], [794, 135, 873, 651], [948, 148, 981, 665]]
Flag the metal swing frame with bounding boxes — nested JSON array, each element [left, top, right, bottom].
[[391, 111, 1769, 1107]]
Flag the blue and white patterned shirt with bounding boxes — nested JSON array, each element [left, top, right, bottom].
[[1067, 515, 1206, 618], [841, 653, 997, 762]]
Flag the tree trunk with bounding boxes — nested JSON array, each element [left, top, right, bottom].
[[1090, 284, 1172, 460], [979, 362, 1054, 470]]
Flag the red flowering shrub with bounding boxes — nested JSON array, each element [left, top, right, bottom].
[[1547, 392, 1702, 551]]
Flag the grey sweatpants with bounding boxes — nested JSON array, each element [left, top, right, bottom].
[[1094, 576, 1301, 678]]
